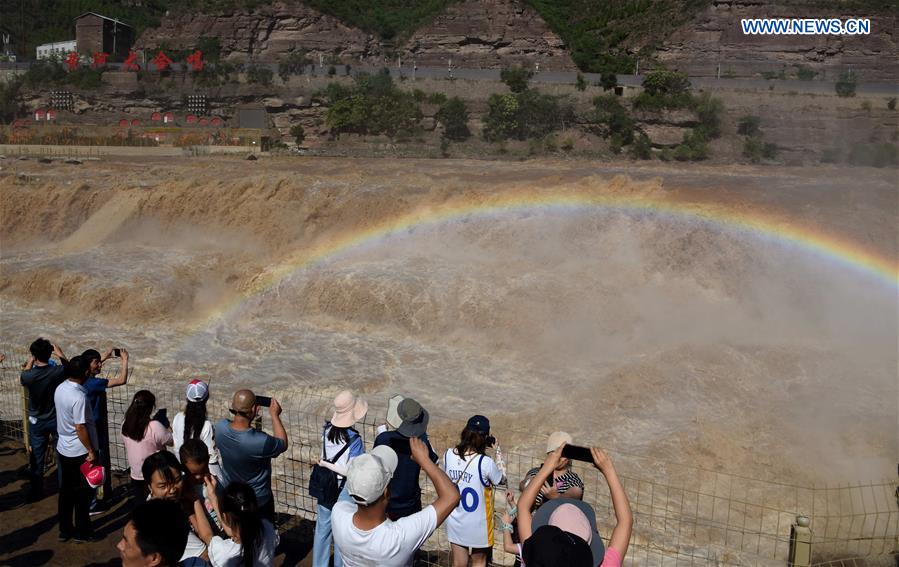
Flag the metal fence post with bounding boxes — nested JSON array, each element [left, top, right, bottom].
[[21, 385, 30, 451], [789, 515, 812, 567], [99, 390, 112, 501]]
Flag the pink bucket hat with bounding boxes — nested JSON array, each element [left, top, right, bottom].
[[331, 390, 368, 428]]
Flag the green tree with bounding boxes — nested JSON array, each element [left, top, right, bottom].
[[629, 132, 652, 160], [290, 125, 306, 145], [500, 65, 534, 93], [435, 97, 471, 141], [246, 65, 274, 86], [278, 51, 310, 82], [835, 72, 857, 97], [591, 94, 634, 145], [642, 69, 690, 97], [197, 37, 222, 63], [575, 73, 587, 91], [0, 78, 22, 124], [599, 72, 617, 91], [737, 115, 761, 137], [483, 93, 520, 142], [692, 93, 724, 138]]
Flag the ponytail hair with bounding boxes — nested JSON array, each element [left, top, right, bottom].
[[221, 481, 263, 567]]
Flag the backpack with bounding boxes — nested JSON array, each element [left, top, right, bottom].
[[308, 427, 354, 509]]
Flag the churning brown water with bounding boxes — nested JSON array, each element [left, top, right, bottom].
[[0, 156, 895, 486]]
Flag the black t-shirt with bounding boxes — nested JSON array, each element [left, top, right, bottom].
[[374, 430, 438, 516], [20, 363, 66, 421]]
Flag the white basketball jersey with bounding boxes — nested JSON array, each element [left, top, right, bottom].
[[442, 449, 503, 548]]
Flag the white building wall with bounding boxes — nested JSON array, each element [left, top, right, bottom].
[[36, 40, 77, 60]]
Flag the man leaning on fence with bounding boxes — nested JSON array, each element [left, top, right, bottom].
[[215, 389, 288, 523], [20, 337, 68, 501]]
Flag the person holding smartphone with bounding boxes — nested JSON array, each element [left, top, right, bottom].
[[517, 444, 633, 567], [215, 390, 288, 523], [521, 431, 585, 512]]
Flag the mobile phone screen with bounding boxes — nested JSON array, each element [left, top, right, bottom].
[[561, 444, 593, 462], [255, 396, 272, 407]]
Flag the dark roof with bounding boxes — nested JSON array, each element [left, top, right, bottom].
[[74, 12, 133, 29]]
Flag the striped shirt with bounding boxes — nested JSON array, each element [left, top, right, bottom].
[[524, 466, 584, 509]]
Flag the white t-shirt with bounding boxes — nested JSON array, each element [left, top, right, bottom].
[[54, 380, 98, 458], [442, 450, 504, 548], [331, 501, 438, 567], [172, 412, 220, 464], [208, 520, 279, 567]]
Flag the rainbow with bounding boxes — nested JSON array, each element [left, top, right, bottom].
[[190, 188, 898, 332]]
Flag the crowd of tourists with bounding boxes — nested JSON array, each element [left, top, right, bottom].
[[17, 337, 633, 566]]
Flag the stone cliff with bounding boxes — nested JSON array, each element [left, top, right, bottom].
[[656, 0, 898, 82], [136, 0, 576, 70]]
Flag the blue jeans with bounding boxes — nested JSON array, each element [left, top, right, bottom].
[[312, 485, 353, 567], [27, 416, 56, 497]]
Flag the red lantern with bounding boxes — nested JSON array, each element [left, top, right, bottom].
[[131, 119, 141, 127], [151, 112, 162, 121]]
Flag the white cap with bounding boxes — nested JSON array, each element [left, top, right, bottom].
[[546, 431, 573, 453], [346, 445, 398, 505]]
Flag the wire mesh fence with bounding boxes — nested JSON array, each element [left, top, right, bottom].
[[1, 347, 896, 566]]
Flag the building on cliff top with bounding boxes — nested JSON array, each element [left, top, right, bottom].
[[75, 12, 134, 58]]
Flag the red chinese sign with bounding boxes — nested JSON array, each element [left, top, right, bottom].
[[65, 52, 79, 71], [92, 52, 108, 69], [152, 51, 173, 72], [186, 50, 204, 72], [124, 50, 140, 72]]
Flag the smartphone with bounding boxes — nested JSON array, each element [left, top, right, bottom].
[[389, 437, 412, 455], [561, 444, 593, 463], [486, 435, 496, 448], [112, 348, 121, 357], [255, 395, 272, 407]]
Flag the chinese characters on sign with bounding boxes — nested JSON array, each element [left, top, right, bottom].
[[186, 50, 205, 72], [92, 52, 108, 69], [65, 52, 79, 71], [124, 50, 140, 72], [152, 51, 173, 72]]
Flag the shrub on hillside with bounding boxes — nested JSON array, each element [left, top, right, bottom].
[[500, 65, 534, 93], [435, 97, 471, 141], [835, 72, 857, 97], [324, 73, 422, 138], [847, 142, 898, 168], [246, 65, 274, 86], [278, 51, 311, 82], [483, 90, 573, 142], [591, 94, 635, 145], [737, 115, 761, 137]]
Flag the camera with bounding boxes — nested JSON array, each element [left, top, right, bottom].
[[112, 348, 121, 357], [255, 395, 272, 407]]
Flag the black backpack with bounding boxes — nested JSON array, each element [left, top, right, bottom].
[[308, 427, 354, 509]]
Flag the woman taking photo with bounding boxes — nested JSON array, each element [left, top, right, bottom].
[[173, 379, 221, 477], [310, 390, 367, 567], [122, 390, 172, 503], [442, 415, 506, 567], [193, 479, 279, 567]]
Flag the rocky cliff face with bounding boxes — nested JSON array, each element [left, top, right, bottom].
[[657, 0, 898, 82], [136, 1, 379, 62], [135, 0, 575, 69], [400, 0, 576, 70]]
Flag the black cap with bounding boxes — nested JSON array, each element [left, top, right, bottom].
[[466, 414, 490, 435], [522, 525, 594, 567]]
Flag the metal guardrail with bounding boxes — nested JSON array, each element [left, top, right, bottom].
[[0, 348, 895, 565]]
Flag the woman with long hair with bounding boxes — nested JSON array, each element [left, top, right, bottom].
[[311, 390, 367, 567], [173, 379, 221, 477], [122, 390, 172, 503], [193, 479, 279, 567], [442, 415, 506, 567]]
